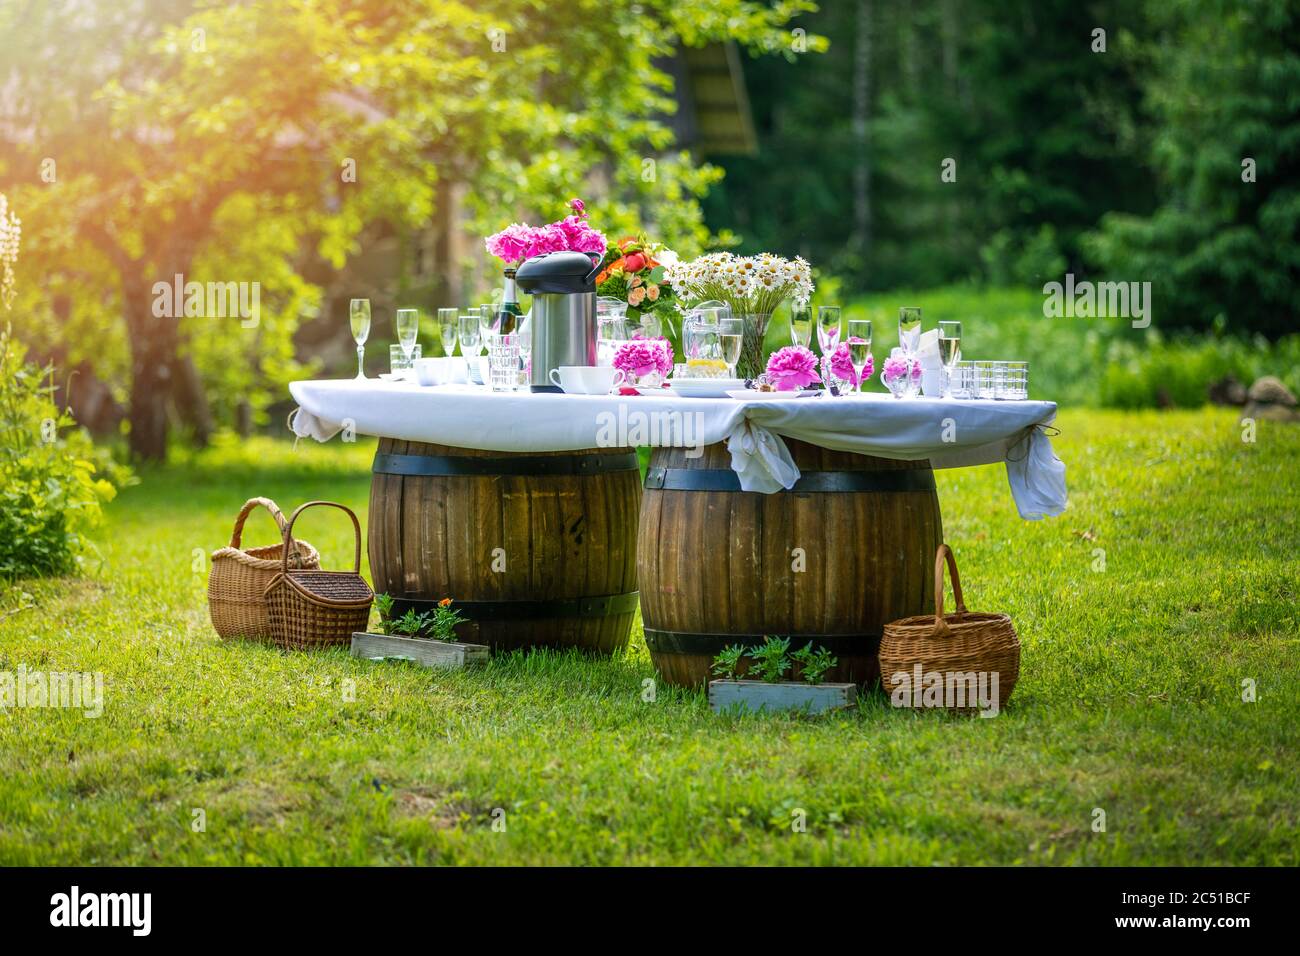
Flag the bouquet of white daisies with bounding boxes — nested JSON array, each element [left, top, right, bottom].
[[666, 252, 814, 378], [666, 252, 813, 319]]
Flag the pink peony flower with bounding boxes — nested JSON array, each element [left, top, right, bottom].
[[765, 345, 822, 391], [484, 198, 607, 264], [613, 338, 673, 378], [882, 354, 921, 383]]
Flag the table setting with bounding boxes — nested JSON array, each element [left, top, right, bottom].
[[287, 199, 1066, 678]]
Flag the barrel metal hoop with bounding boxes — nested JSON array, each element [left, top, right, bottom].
[[643, 467, 935, 493], [391, 591, 640, 622], [374, 451, 638, 478], [642, 628, 882, 655]]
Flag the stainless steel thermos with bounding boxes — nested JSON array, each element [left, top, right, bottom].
[[514, 251, 601, 393]]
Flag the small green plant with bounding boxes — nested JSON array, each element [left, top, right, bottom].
[[792, 644, 837, 684], [711, 644, 748, 679], [748, 636, 791, 683], [373, 595, 466, 641], [388, 608, 430, 637], [428, 598, 466, 642], [0, 325, 131, 578]]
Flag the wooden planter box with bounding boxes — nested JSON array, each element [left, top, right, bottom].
[[708, 679, 857, 715], [351, 632, 489, 670]]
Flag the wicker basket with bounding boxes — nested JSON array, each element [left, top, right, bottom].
[[264, 501, 373, 651], [208, 497, 320, 641], [879, 544, 1020, 710]]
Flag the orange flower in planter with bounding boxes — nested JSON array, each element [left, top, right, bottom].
[[439, 597, 453, 607]]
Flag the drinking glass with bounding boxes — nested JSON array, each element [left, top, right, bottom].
[[718, 317, 743, 380], [389, 342, 421, 375], [938, 320, 961, 398], [516, 316, 532, 388], [395, 308, 420, 367], [790, 306, 813, 348], [458, 313, 482, 357], [898, 306, 923, 355], [437, 307, 458, 357], [349, 298, 371, 380], [817, 306, 841, 355], [597, 297, 629, 366], [846, 318, 873, 393], [995, 361, 1029, 400], [479, 303, 497, 341], [950, 360, 975, 399], [488, 333, 521, 392], [974, 360, 997, 399]]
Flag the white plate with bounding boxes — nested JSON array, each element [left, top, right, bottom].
[[666, 378, 746, 398], [725, 388, 820, 400]]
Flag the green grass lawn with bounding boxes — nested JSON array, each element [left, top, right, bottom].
[[1, 409, 1297, 865]]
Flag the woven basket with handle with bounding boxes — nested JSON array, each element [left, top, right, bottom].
[[879, 544, 1020, 710], [264, 501, 374, 651], [208, 497, 320, 641]]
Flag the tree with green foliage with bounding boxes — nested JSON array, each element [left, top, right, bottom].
[[0, 0, 820, 459], [1083, 0, 1300, 338]]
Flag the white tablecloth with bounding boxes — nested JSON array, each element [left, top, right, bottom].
[[288, 379, 1067, 519]]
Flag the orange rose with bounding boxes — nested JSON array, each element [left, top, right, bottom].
[[646, 283, 660, 301]]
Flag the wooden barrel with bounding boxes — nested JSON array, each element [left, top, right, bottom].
[[368, 438, 641, 654], [637, 439, 943, 687]]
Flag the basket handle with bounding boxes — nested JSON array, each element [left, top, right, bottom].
[[229, 497, 287, 548], [932, 543, 968, 638], [280, 500, 362, 574]]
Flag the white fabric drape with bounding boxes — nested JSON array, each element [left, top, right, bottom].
[[289, 379, 1067, 519]]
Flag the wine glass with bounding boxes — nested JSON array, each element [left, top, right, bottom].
[[437, 307, 458, 357], [479, 303, 497, 341], [846, 318, 873, 393], [349, 298, 371, 380], [790, 306, 812, 348], [938, 320, 962, 398], [458, 312, 481, 358], [718, 317, 743, 380], [817, 306, 841, 354], [395, 308, 420, 371], [898, 306, 923, 355]]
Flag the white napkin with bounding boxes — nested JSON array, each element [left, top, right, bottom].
[[726, 418, 799, 493], [915, 329, 943, 370], [1005, 426, 1068, 519]]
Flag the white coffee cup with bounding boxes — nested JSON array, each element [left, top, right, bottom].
[[549, 365, 626, 395], [414, 356, 468, 386]]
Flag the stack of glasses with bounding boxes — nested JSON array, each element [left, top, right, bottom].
[[949, 360, 1029, 400]]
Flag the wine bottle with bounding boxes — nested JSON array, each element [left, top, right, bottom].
[[497, 268, 524, 335]]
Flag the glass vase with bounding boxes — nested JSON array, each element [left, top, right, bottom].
[[738, 312, 772, 380]]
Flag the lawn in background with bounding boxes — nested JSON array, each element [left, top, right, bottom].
[[0, 409, 1296, 864]]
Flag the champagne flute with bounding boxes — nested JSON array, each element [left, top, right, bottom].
[[790, 306, 812, 348], [349, 298, 371, 380], [846, 318, 873, 393], [817, 306, 841, 355], [437, 307, 458, 357], [719, 317, 743, 380], [479, 303, 497, 342], [898, 306, 923, 355], [938, 320, 962, 399], [395, 308, 420, 372], [458, 312, 481, 359]]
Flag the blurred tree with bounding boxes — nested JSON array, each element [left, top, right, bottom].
[[705, 0, 1154, 291], [0, 0, 819, 459], [1083, 0, 1300, 338]]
